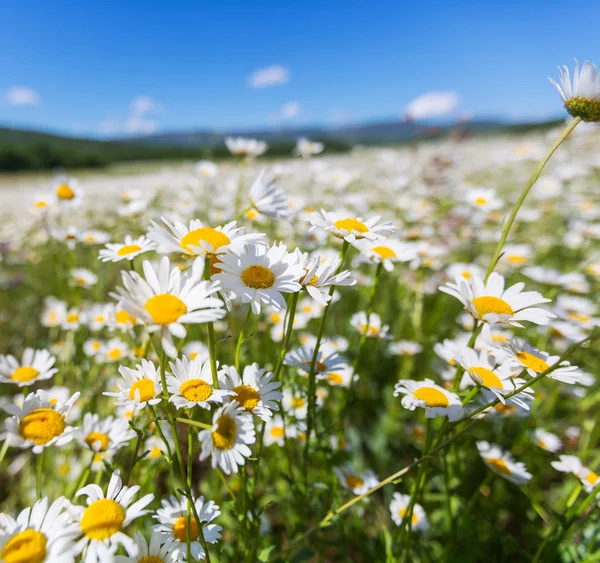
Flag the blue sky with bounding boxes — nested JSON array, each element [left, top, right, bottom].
[[0, 0, 597, 138]]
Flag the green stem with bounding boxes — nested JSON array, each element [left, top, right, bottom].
[[273, 291, 300, 382], [70, 452, 95, 500], [36, 450, 44, 498], [0, 440, 8, 467], [235, 305, 253, 372], [203, 258, 220, 388], [176, 417, 213, 430]]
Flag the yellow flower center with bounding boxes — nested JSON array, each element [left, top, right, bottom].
[[139, 556, 165, 563], [327, 372, 344, 385], [474, 197, 487, 206], [585, 471, 599, 485], [19, 409, 66, 445], [144, 294, 187, 325], [291, 397, 305, 408], [507, 255, 527, 265], [75, 277, 87, 285], [179, 227, 231, 254], [334, 218, 368, 233], [486, 457, 512, 476], [56, 184, 75, 200], [471, 296, 514, 319], [35, 200, 47, 208], [494, 403, 517, 415], [173, 516, 199, 542], [1, 529, 48, 563], [537, 439, 547, 449], [116, 309, 137, 325], [212, 415, 236, 450], [129, 378, 156, 402], [413, 387, 449, 408], [270, 427, 285, 439], [107, 348, 122, 360], [117, 244, 142, 257], [462, 271, 471, 279], [80, 499, 126, 540], [11, 366, 40, 383], [180, 379, 213, 402], [233, 385, 260, 410], [241, 265, 275, 289], [567, 311, 590, 323], [67, 313, 79, 323], [398, 508, 418, 525], [345, 475, 364, 489], [371, 246, 396, 260], [516, 352, 549, 373], [470, 367, 502, 389], [84, 432, 111, 452]]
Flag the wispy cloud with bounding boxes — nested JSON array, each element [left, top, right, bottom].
[[98, 96, 161, 136], [248, 65, 290, 88], [5, 86, 41, 106], [404, 91, 459, 120], [281, 101, 301, 119]]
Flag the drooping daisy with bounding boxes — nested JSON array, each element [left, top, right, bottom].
[[394, 379, 462, 421], [99, 235, 156, 262], [352, 239, 416, 272], [75, 414, 136, 460], [439, 272, 555, 327], [165, 356, 231, 410], [247, 169, 290, 219], [71, 269, 98, 289], [213, 243, 303, 314], [533, 428, 562, 453], [476, 441, 532, 485], [389, 492, 428, 531], [549, 60, 600, 122], [114, 530, 180, 563], [284, 341, 349, 379], [72, 471, 154, 562], [198, 401, 256, 474], [153, 494, 222, 561], [148, 217, 266, 259], [3, 390, 79, 454], [334, 465, 379, 495], [310, 209, 396, 242], [104, 360, 163, 409], [220, 363, 282, 421], [0, 348, 58, 387], [350, 311, 391, 339], [551, 455, 600, 492], [0, 496, 80, 563], [114, 256, 225, 357]]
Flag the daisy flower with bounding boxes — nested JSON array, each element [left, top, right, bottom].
[[551, 455, 600, 491], [394, 379, 462, 421], [248, 169, 290, 219], [104, 359, 163, 409], [225, 136, 267, 158], [389, 492, 428, 531], [75, 414, 136, 458], [439, 272, 555, 327], [282, 388, 308, 419], [3, 390, 79, 454], [165, 356, 231, 410], [549, 60, 600, 122], [71, 471, 154, 563], [114, 256, 225, 357], [41, 297, 67, 328], [86, 304, 112, 331], [334, 465, 379, 495], [263, 415, 297, 447], [0, 496, 80, 563], [198, 401, 256, 474], [388, 340, 423, 356], [476, 441, 532, 485], [99, 235, 156, 262], [352, 239, 416, 272], [114, 530, 180, 563], [196, 160, 219, 178], [293, 250, 356, 305], [148, 217, 266, 258], [220, 363, 282, 421], [80, 230, 111, 246], [213, 243, 303, 314], [153, 494, 222, 561], [350, 311, 391, 339], [533, 429, 562, 453], [321, 364, 356, 387], [0, 348, 58, 387], [464, 187, 502, 211], [71, 269, 98, 289], [294, 137, 324, 157], [52, 176, 82, 206], [309, 209, 396, 242], [284, 341, 348, 378], [101, 338, 130, 363], [182, 340, 209, 361]]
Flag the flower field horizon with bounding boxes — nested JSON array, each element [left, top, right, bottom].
[[1, 61, 600, 563]]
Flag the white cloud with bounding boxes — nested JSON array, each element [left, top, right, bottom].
[[98, 95, 161, 136], [248, 65, 290, 88], [131, 95, 161, 116], [5, 86, 41, 106], [124, 115, 158, 135], [281, 101, 301, 119], [404, 91, 459, 120]]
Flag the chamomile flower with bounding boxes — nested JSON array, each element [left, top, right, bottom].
[[350, 311, 391, 339], [3, 390, 79, 454], [76, 414, 136, 458], [114, 256, 225, 357], [549, 60, 600, 122], [248, 169, 290, 219], [0, 496, 80, 563], [0, 348, 58, 387], [440, 272, 555, 327], [213, 243, 303, 314], [390, 492, 428, 531], [165, 356, 231, 410], [352, 239, 416, 272], [476, 441, 532, 485], [198, 401, 256, 474], [310, 209, 396, 242], [335, 465, 379, 494], [394, 379, 462, 421], [104, 360, 163, 409], [148, 217, 266, 258], [72, 471, 154, 562], [220, 363, 282, 421], [99, 235, 156, 262], [153, 495, 222, 561], [114, 530, 180, 563], [533, 428, 562, 453]]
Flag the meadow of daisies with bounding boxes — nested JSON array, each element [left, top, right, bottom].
[[1, 64, 600, 563]]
